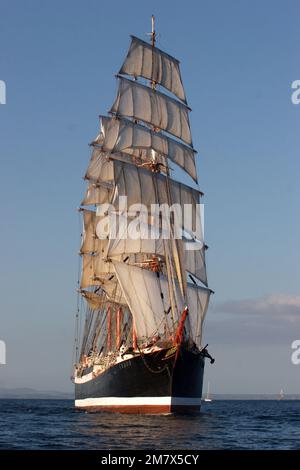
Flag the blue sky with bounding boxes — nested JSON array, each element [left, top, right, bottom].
[[0, 0, 299, 394]]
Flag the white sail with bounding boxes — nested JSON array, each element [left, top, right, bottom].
[[112, 260, 178, 339], [80, 209, 97, 254], [95, 116, 197, 182], [92, 154, 203, 210], [110, 77, 192, 145], [101, 280, 128, 305], [80, 253, 113, 288], [81, 150, 119, 205], [81, 146, 115, 206], [185, 244, 207, 286], [80, 256, 127, 305], [105, 210, 207, 285], [80, 209, 110, 254], [84, 156, 202, 223], [186, 283, 211, 346], [119, 36, 186, 103], [81, 206, 164, 259], [81, 181, 114, 206], [84, 148, 114, 182], [112, 261, 210, 345], [106, 212, 165, 258], [82, 154, 206, 282]]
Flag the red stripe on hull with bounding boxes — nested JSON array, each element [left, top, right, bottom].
[[76, 404, 200, 414]]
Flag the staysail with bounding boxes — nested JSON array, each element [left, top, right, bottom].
[[112, 261, 211, 345]]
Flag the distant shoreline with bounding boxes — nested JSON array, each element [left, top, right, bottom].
[[0, 388, 73, 400], [0, 389, 299, 401]]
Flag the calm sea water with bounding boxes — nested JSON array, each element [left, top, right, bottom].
[[0, 399, 299, 450]]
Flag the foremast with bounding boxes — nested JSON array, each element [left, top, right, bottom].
[[75, 17, 212, 368]]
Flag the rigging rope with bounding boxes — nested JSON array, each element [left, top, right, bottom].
[[137, 345, 170, 375]]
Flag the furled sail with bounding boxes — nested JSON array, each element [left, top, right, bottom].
[[81, 290, 126, 310], [94, 116, 197, 182], [110, 77, 192, 145], [81, 290, 108, 310], [119, 36, 186, 103]]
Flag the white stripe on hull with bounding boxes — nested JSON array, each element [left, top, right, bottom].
[[74, 372, 94, 384], [75, 396, 201, 407]]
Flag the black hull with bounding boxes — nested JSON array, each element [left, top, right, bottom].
[[75, 347, 205, 414]]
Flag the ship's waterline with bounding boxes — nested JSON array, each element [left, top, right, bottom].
[[75, 396, 202, 414]]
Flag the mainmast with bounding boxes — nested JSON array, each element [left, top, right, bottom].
[[148, 14, 186, 307], [151, 15, 156, 47], [150, 15, 157, 92]]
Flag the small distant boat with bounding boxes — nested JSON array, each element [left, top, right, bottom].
[[278, 389, 284, 400], [204, 381, 212, 402]]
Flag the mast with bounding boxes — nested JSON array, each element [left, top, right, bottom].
[[152, 14, 187, 310], [148, 15, 157, 92], [106, 306, 111, 351], [132, 323, 137, 350], [151, 15, 156, 47], [116, 307, 122, 349]]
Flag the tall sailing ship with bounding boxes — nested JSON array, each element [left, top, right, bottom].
[[73, 17, 214, 414]]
